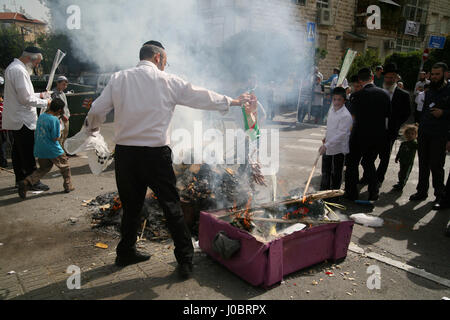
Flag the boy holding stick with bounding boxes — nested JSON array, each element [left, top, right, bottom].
[[319, 87, 353, 195]]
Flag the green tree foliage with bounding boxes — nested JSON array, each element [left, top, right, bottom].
[[385, 51, 421, 90], [35, 33, 97, 75], [315, 48, 328, 65], [0, 26, 32, 70], [424, 36, 450, 71], [347, 48, 382, 79]]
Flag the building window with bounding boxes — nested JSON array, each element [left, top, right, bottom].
[[403, 0, 429, 24], [441, 16, 449, 34], [318, 33, 328, 50], [428, 13, 439, 33], [292, 0, 306, 5], [317, 0, 330, 9]]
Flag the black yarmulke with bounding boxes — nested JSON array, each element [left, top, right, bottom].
[[24, 46, 42, 54], [332, 86, 347, 100], [142, 40, 165, 49]]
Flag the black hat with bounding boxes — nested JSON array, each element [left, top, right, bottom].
[[332, 87, 347, 100], [142, 40, 165, 50], [383, 63, 398, 75], [24, 46, 42, 54]]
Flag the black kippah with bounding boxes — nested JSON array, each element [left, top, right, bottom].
[[332, 87, 347, 100], [142, 40, 165, 50], [24, 46, 42, 54]]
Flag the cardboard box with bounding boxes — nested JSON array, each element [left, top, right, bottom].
[[199, 209, 354, 288]]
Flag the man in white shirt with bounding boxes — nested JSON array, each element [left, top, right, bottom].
[[330, 75, 348, 91], [2, 47, 51, 190], [51, 76, 70, 152], [86, 41, 249, 277], [311, 75, 324, 124], [319, 87, 353, 195]]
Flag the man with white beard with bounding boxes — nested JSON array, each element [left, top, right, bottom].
[[2, 47, 52, 191]]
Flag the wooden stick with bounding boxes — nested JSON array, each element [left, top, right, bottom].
[[0, 167, 14, 174], [302, 152, 321, 200], [219, 190, 344, 219], [250, 216, 339, 225], [139, 219, 147, 241]]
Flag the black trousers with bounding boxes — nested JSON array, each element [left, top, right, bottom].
[[320, 154, 345, 191], [345, 139, 381, 198], [441, 171, 450, 204], [376, 137, 395, 184], [11, 125, 37, 183], [414, 110, 422, 124], [416, 132, 446, 197], [115, 145, 193, 264]]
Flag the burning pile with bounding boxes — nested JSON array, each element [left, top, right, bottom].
[[223, 190, 344, 242], [175, 163, 254, 210], [88, 191, 171, 241], [87, 163, 258, 240]]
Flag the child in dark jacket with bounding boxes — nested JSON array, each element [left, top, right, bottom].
[[393, 125, 418, 191]]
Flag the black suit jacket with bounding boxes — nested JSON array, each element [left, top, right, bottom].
[[350, 83, 391, 145], [388, 87, 411, 140]]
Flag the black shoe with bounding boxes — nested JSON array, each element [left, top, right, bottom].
[[115, 251, 151, 267], [343, 193, 358, 201], [177, 263, 193, 279], [18, 180, 28, 199], [409, 193, 428, 201], [368, 194, 379, 201], [31, 182, 49, 191]]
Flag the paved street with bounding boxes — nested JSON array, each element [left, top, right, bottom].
[[1, 111, 450, 300]]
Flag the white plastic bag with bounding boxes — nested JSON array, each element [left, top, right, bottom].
[[349, 213, 384, 227], [64, 126, 113, 175]]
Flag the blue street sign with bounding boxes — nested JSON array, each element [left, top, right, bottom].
[[307, 22, 316, 42], [428, 36, 446, 49]]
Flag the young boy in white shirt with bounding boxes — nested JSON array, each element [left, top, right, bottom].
[[319, 87, 353, 195], [414, 83, 428, 124]]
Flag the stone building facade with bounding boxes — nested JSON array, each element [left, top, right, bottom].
[[0, 12, 47, 43], [198, 0, 450, 81]]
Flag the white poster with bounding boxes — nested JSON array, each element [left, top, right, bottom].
[[405, 20, 420, 36], [338, 49, 357, 87]]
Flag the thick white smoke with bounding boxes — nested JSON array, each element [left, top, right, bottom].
[[45, 0, 311, 163]]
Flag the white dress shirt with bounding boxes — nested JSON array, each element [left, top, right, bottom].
[[330, 76, 348, 90], [87, 60, 233, 147], [415, 91, 425, 112], [324, 105, 353, 156], [2, 58, 48, 130], [312, 83, 324, 106], [414, 79, 430, 96]]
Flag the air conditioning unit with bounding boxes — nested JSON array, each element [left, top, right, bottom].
[[385, 39, 396, 49], [318, 8, 333, 26]]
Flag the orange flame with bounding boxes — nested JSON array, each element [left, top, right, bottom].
[[112, 196, 122, 212]]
